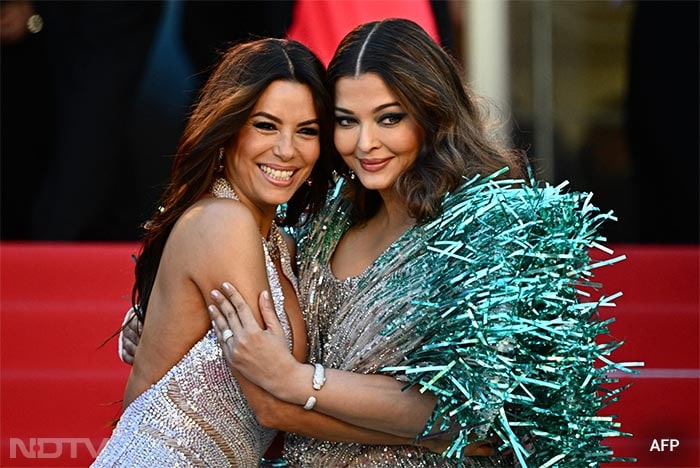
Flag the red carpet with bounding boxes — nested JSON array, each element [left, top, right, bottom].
[[1, 243, 136, 467], [1, 242, 698, 466], [593, 245, 699, 467]]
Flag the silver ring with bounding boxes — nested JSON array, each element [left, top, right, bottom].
[[221, 328, 234, 342]]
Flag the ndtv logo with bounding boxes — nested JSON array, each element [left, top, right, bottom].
[[9, 437, 109, 459]]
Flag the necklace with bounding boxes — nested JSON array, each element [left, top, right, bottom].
[[210, 177, 284, 261]]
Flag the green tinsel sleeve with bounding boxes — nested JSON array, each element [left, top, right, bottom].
[[381, 171, 641, 467]]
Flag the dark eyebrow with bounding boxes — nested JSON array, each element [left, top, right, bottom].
[[297, 118, 319, 127], [251, 112, 282, 123], [335, 102, 402, 115], [251, 112, 318, 127], [373, 102, 402, 113]]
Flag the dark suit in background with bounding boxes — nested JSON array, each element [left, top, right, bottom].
[[23, 2, 163, 240]]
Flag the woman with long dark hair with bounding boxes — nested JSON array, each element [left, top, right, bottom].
[[210, 19, 629, 467], [122, 19, 630, 467]]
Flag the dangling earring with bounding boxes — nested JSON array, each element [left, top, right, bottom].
[[306, 178, 313, 187], [217, 147, 225, 172], [349, 170, 356, 180]]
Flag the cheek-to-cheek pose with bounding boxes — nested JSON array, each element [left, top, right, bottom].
[[206, 89, 496, 466], [209, 18, 634, 468], [118, 18, 632, 468], [97, 38, 431, 468], [207, 24, 508, 465]]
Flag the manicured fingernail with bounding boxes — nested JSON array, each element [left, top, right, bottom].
[[262, 290, 270, 302], [210, 290, 221, 300], [208, 305, 217, 315], [222, 282, 232, 290]]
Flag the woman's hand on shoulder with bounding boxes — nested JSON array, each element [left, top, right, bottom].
[[208, 282, 301, 396]]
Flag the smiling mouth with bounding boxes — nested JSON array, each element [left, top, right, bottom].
[[358, 158, 391, 172], [259, 164, 295, 181]]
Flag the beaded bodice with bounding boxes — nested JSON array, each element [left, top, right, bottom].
[[283, 188, 506, 467], [93, 330, 277, 467], [284, 201, 460, 467], [93, 183, 296, 467], [308, 228, 427, 372], [285, 170, 624, 466]]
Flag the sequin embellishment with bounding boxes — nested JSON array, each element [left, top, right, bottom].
[[92, 181, 296, 467]]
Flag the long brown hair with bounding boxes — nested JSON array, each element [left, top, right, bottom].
[[132, 38, 333, 319], [327, 19, 525, 223]]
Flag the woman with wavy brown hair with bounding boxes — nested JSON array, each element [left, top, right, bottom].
[[122, 19, 629, 467], [209, 19, 523, 467], [209, 19, 629, 468]]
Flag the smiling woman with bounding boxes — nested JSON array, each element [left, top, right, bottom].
[[117, 19, 636, 467], [203, 19, 635, 468], [91, 38, 340, 467], [223, 80, 321, 218], [334, 73, 424, 195]]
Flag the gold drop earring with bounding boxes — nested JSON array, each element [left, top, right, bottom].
[[217, 147, 225, 172]]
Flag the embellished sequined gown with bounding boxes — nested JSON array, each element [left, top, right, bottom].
[[284, 188, 493, 467], [93, 186, 295, 467], [283, 174, 627, 467]]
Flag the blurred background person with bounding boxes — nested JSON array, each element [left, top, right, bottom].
[[2, 0, 697, 245], [1, 1, 164, 241], [1, 0, 53, 239]]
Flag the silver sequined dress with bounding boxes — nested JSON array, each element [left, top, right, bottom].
[[283, 171, 625, 467], [93, 194, 294, 467]]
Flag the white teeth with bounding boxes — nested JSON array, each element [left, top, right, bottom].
[[259, 165, 294, 181]]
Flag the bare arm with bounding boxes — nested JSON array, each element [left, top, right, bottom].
[[119, 302, 437, 449], [128, 199, 432, 449], [231, 369, 415, 446], [188, 202, 426, 447], [209, 283, 436, 439], [210, 289, 496, 457], [122, 199, 274, 407]]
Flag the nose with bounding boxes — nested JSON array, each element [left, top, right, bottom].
[[273, 132, 294, 161], [356, 124, 379, 154]]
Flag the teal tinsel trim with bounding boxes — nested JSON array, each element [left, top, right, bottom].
[[380, 172, 640, 467]]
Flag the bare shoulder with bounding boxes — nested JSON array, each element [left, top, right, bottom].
[[163, 198, 264, 274], [173, 197, 260, 247]]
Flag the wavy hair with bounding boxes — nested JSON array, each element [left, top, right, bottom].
[[133, 38, 333, 318], [327, 19, 525, 223]]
